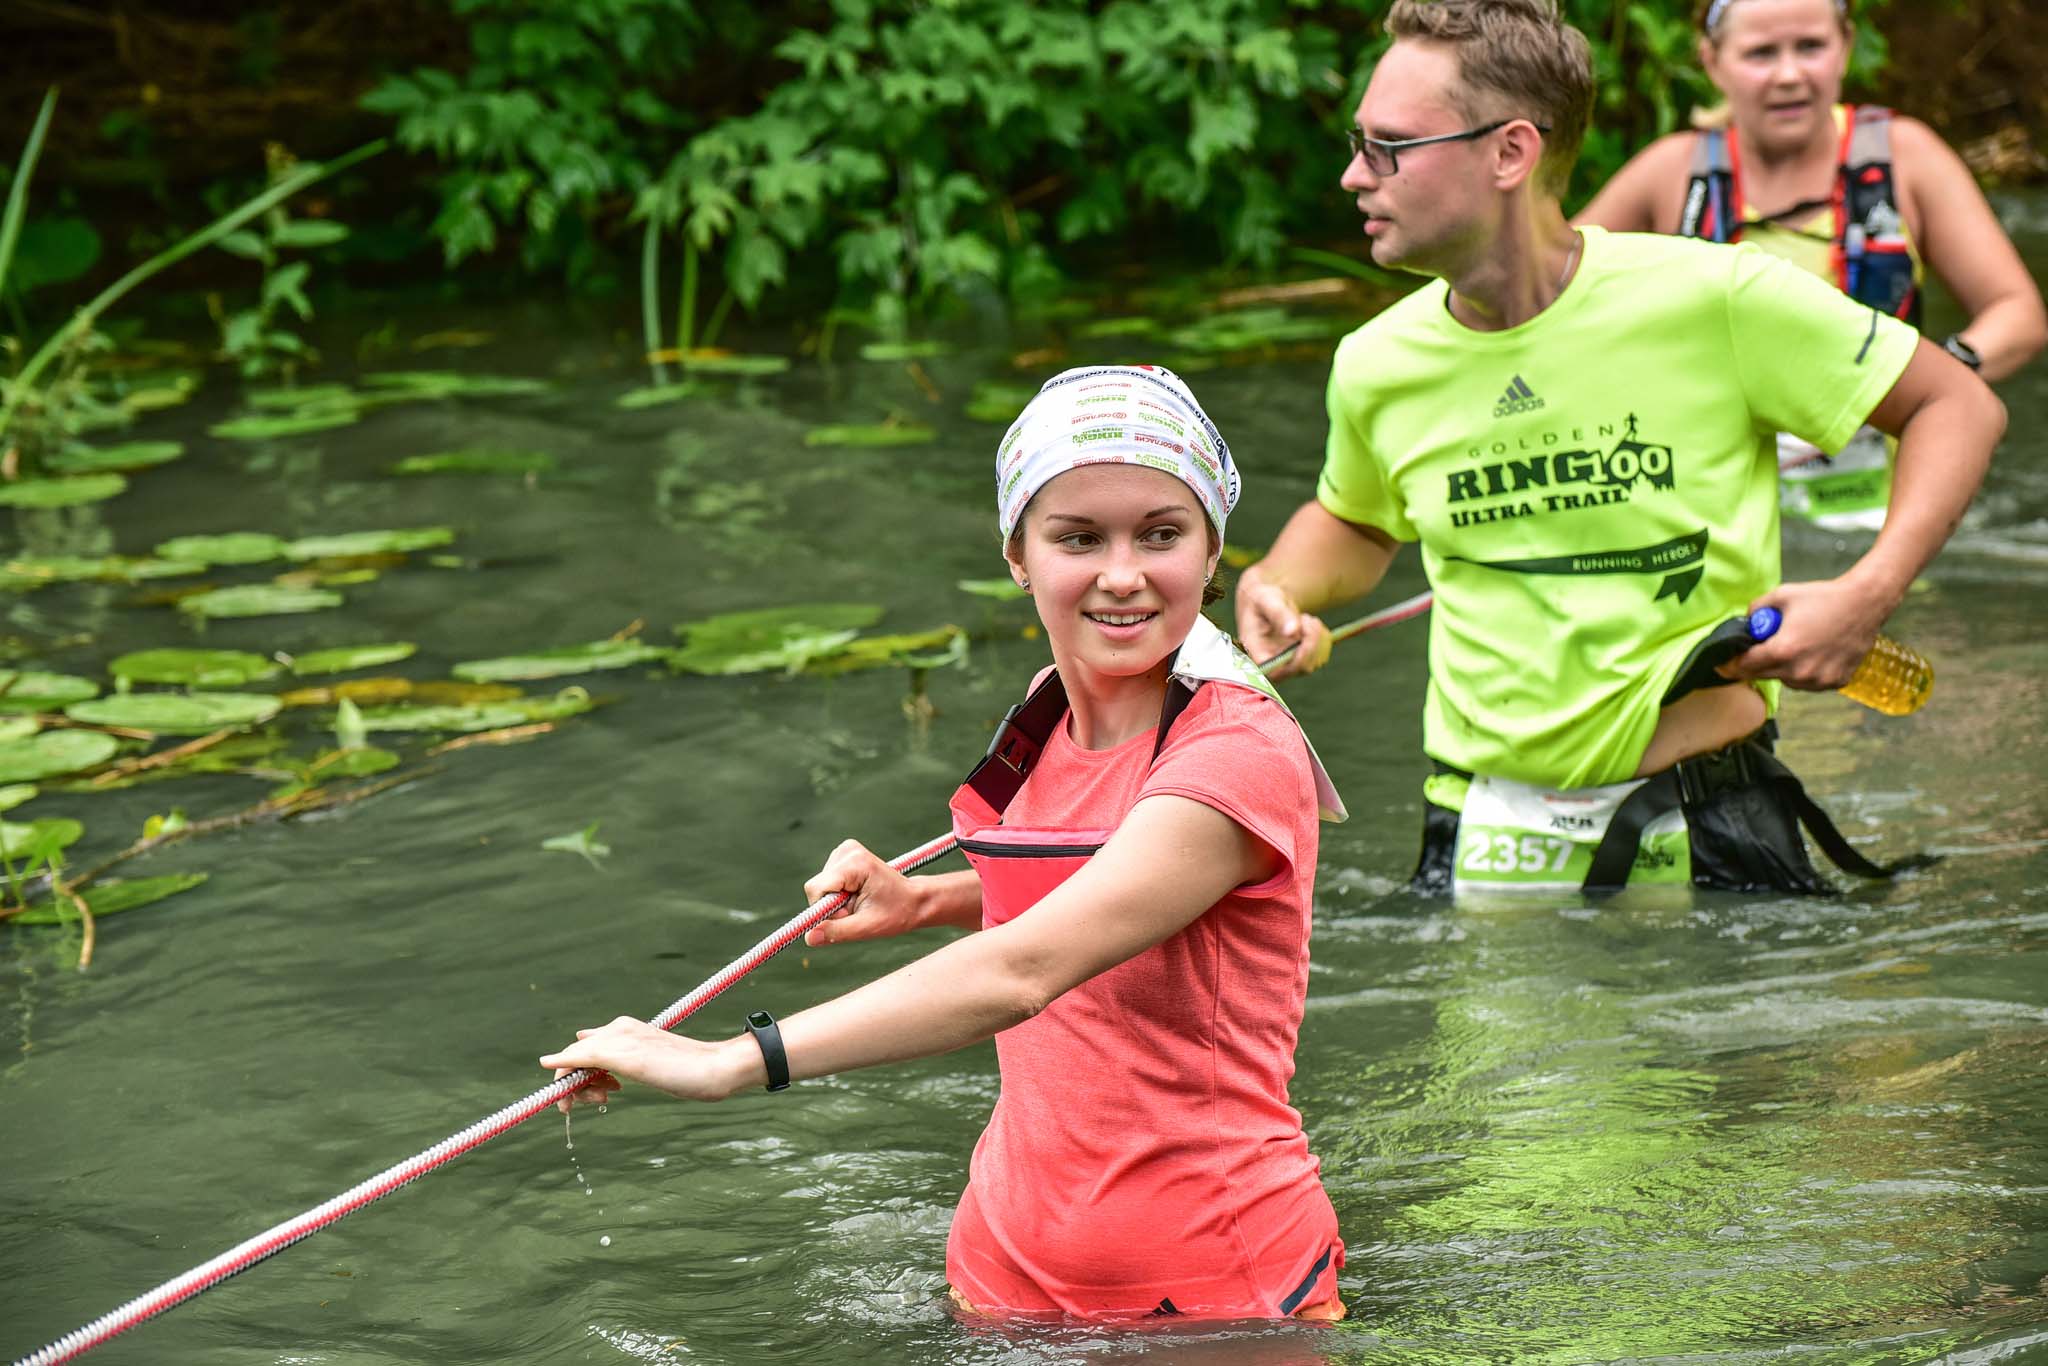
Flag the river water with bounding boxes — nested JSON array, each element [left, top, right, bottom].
[[3, 204, 2045, 1364]]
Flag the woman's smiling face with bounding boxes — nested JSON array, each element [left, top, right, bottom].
[[1006, 464, 1218, 683]]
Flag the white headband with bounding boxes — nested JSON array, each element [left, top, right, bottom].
[[995, 364, 1240, 541], [1704, 0, 1845, 32]]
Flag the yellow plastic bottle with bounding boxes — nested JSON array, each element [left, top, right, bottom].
[[1746, 608, 1934, 716]]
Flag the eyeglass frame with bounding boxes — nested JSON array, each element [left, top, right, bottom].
[[1345, 118, 1553, 177]]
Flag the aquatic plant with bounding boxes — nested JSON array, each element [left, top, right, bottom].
[[0, 87, 385, 471]]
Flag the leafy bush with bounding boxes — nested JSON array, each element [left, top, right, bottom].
[[365, 0, 1896, 329]]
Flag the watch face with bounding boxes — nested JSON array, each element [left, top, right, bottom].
[[747, 1010, 773, 1029], [1945, 335, 1983, 369]]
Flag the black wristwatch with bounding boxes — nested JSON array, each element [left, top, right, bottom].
[[744, 1009, 791, 1092], [1942, 333, 1984, 372]]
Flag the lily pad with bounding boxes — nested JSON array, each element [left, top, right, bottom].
[[6, 873, 211, 926], [109, 649, 280, 688], [0, 817, 83, 860], [269, 745, 402, 798], [154, 533, 290, 566], [806, 626, 969, 676], [0, 475, 129, 507], [389, 449, 557, 477], [208, 410, 361, 440], [676, 352, 789, 377], [178, 585, 345, 620], [859, 340, 951, 361], [279, 678, 520, 708], [453, 640, 666, 683], [1163, 307, 1351, 353], [0, 671, 101, 711], [65, 692, 282, 734], [0, 720, 36, 744], [1219, 543, 1265, 570], [964, 381, 1036, 423], [0, 731, 119, 781], [288, 643, 418, 676], [0, 783, 38, 811], [615, 381, 710, 410], [803, 423, 937, 448], [670, 604, 885, 676], [0, 555, 204, 587], [957, 578, 1029, 601], [352, 687, 595, 734], [360, 371, 549, 399], [46, 441, 186, 474], [284, 527, 455, 560], [244, 383, 359, 411], [1075, 317, 1159, 339], [541, 821, 611, 869], [51, 734, 285, 790]]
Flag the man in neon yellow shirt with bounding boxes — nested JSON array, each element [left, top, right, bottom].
[[1235, 0, 2005, 896]]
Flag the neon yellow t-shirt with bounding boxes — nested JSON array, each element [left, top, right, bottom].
[[1317, 228, 1918, 788]]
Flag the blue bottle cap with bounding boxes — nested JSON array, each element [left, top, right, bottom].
[[1747, 606, 1783, 642]]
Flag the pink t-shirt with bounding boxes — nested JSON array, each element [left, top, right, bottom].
[[945, 682, 1342, 1318]]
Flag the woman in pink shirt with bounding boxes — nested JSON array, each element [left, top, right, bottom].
[[543, 365, 1347, 1322]]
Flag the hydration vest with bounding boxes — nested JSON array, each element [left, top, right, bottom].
[[1679, 105, 1921, 327]]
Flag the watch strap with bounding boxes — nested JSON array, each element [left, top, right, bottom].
[[745, 1010, 791, 1092], [1942, 333, 1983, 371]]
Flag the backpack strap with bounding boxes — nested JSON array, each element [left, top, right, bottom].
[[963, 670, 1205, 821], [1583, 726, 1937, 893], [1681, 128, 1738, 242]]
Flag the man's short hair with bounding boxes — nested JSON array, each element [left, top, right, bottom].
[[1385, 0, 1594, 197]]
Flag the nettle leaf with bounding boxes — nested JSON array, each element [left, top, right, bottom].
[[263, 261, 315, 320], [725, 229, 788, 309], [1188, 87, 1259, 169]]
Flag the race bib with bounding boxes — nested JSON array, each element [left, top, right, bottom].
[[1453, 773, 1690, 894], [1780, 425, 1890, 531]]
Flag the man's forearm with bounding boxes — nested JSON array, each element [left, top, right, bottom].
[[1240, 499, 1401, 615]]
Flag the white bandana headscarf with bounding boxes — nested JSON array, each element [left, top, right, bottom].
[[995, 364, 1240, 540], [1704, 0, 1844, 32]]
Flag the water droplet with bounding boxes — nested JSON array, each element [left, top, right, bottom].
[[599, 1235, 611, 1247]]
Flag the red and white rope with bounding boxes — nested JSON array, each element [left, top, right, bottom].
[[11, 831, 961, 1366], [13, 586, 1437, 1364]]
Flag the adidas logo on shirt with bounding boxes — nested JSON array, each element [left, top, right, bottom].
[[1493, 375, 1545, 418]]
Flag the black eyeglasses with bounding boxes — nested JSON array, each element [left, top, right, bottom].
[[1345, 119, 1551, 177]]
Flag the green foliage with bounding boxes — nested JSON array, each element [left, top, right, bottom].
[[366, 0, 1908, 326], [211, 146, 352, 380]]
